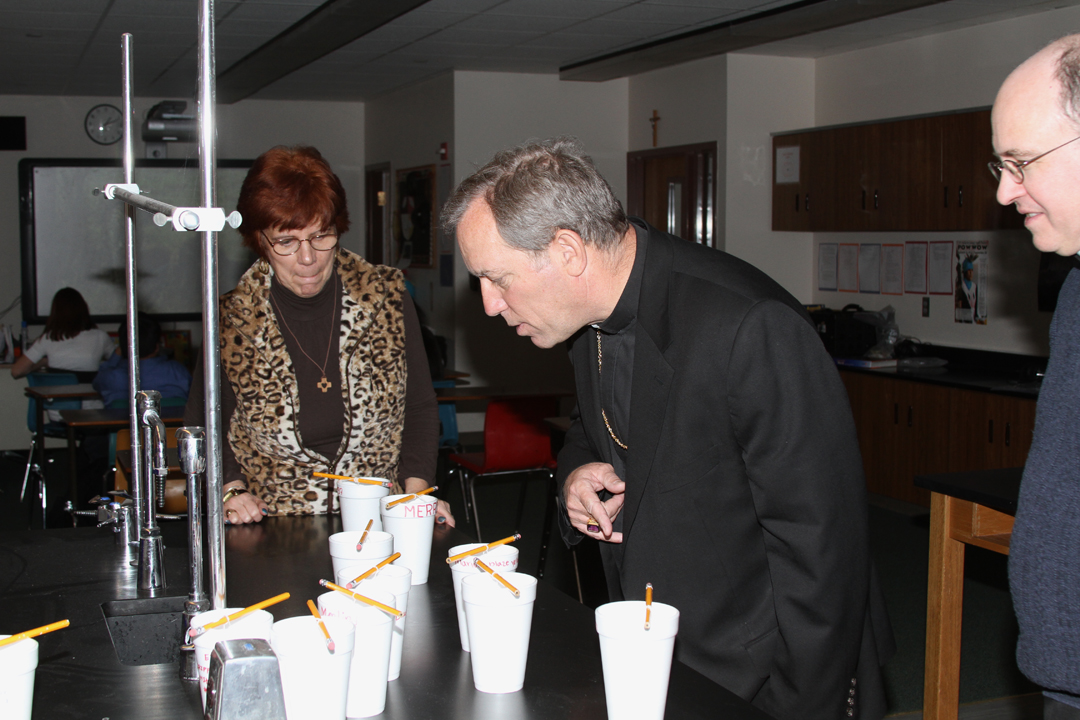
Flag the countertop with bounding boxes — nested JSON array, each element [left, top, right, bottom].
[[0, 516, 773, 720], [837, 363, 1043, 399]]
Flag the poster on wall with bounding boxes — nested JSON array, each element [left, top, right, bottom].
[[928, 241, 954, 295], [904, 241, 927, 294], [858, 244, 880, 293], [818, 243, 837, 291], [395, 164, 436, 269], [881, 244, 904, 295], [837, 243, 859, 292], [955, 240, 988, 325]]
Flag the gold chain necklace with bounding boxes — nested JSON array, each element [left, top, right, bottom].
[[596, 329, 628, 450], [268, 272, 338, 393]]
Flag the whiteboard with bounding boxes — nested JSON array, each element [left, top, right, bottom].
[[20, 159, 255, 322]]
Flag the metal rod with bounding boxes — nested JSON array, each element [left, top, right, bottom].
[[197, 0, 227, 610], [108, 186, 180, 218], [121, 33, 145, 541]]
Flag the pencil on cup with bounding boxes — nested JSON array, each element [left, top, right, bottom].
[[188, 592, 290, 640], [345, 552, 401, 589], [319, 580, 404, 619], [446, 533, 522, 564], [315, 472, 393, 488], [356, 518, 373, 552], [385, 486, 438, 509], [476, 558, 520, 598], [645, 583, 653, 630], [0, 619, 70, 649], [306, 599, 335, 654]]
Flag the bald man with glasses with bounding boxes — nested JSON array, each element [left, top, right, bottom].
[[992, 36, 1080, 719]]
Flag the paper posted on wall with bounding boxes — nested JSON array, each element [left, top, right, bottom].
[[955, 240, 988, 325]]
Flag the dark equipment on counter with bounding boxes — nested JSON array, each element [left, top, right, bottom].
[[204, 638, 287, 720], [807, 304, 878, 357]]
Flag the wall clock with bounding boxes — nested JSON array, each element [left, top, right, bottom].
[[84, 104, 123, 145]]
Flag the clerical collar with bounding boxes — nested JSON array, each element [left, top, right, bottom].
[[596, 222, 647, 336]]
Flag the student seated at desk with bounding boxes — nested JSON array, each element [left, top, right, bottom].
[[93, 312, 191, 407], [11, 287, 114, 383]]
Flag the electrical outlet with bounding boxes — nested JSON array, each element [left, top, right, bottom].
[[922, 297, 930, 317]]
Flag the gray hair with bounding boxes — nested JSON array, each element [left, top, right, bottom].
[[1055, 36, 1080, 127], [441, 137, 629, 254]]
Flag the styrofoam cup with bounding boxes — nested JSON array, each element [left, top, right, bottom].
[[462, 571, 537, 693], [595, 600, 680, 720], [317, 590, 395, 718], [328, 530, 394, 579], [338, 479, 391, 532], [192, 607, 274, 708], [448, 543, 519, 651], [0, 636, 38, 720], [380, 495, 437, 584], [342, 564, 412, 681], [271, 615, 355, 720]]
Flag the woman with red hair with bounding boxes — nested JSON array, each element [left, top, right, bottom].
[[185, 145, 452, 526]]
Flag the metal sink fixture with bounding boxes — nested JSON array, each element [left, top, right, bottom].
[[101, 595, 187, 666]]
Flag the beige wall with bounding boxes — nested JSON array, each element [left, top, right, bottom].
[[805, 6, 1080, 355]]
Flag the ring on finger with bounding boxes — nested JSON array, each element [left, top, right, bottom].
[[585, 515, 600, 533]]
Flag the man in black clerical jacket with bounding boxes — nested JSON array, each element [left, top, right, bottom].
[[444, 137, 894, 720]]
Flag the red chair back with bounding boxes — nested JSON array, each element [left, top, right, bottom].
[[481, 397, 558, 473]]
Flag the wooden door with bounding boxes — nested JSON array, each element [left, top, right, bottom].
[[627, 142, 716, 245], [365, 163, 391, 264]]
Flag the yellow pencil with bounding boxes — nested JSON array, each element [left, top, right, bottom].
[[345, 552, 401, 589], [446, 533, 522, 564], [189, 592, 290, 639], [645, 583, 653, 630], [385, 486, 438, 509], [315, 472, 392, 488], [319, 580, 404, 619], [306, 599, 335, 654], [476, 559, 520, 598], [356, 518, 374, 552], [0, 619, 70, 648]]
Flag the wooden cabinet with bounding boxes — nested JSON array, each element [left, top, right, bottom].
[[840, 370, 1036, 506], [947, 387, 1036, 471], [772, 109, 1024, 232]]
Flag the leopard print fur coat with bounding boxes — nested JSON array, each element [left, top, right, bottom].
[[220, 248, 408, 515]]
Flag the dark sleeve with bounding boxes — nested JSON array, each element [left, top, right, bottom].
[[555, 338, 603, 547], [727, 300, 872, 719], [396, 293, 439, 484], [184, 352, 247, 488]]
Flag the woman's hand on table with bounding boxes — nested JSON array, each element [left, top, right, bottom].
[[223, 482, 269, 524], [403, 476, 456, 527]]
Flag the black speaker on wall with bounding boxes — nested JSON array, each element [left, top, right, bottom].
[[0, 117, 26, 151]]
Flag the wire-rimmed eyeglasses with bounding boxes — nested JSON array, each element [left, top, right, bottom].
[[261, 229, 339, 257], [988, 135, 1080, 183]]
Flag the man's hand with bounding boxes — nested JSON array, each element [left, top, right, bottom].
[[564, 462, 625, 543]]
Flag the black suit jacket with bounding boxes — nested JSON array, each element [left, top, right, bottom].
[[557, 221, 895, 720]]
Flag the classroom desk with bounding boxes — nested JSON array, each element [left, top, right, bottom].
[[0, 516, 775, 720], [58, 406, 185, 507], [914, 467, 1021, 720]]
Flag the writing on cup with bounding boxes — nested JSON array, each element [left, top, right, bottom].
[[456, 555, 517, 571], [400, 501, 437, 519]]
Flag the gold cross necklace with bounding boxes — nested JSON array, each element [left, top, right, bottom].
[[269, 272, 338, 393], [596, 329, 628, 450]]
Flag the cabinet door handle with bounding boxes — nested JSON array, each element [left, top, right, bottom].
[[943, 186, 948, 208], [1005, 422, 1011, 447], [795, 193, 800, 212], [894, 403, 899, 425], [874, 190, 879, 210], [988, 419, 994, 444], [907, 406, 913, 428], [805, 193, 810, 212], [958, 185, 963, 208]]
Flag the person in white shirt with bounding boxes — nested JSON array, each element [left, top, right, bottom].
[[11, 287, 115, 383]]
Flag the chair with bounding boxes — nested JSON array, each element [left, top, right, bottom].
[[448, 397, 559, 577], [433, 379, 460, 448], [26, 372, 81, 436], [113, 427, 186, 514]]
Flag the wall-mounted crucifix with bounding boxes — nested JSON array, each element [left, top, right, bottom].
[[650, 109, 660, 147]]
